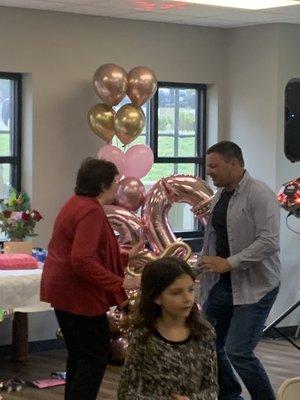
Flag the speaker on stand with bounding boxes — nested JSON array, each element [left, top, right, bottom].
[[285, 78, 300, 162]]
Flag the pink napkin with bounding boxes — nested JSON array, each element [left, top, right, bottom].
[[0, 253, 38, 269], [32, 378, 65, 388]]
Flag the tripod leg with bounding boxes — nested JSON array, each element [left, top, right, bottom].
[[273, 327, 300, 351], [263, 300, 300, 335], [295, 320, 300, 339]]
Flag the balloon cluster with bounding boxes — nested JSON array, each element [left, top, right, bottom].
[[105, 174, 214, 263], [87, 64, 215, 362], [97, 143, 154, 181], [88, 63, 157, 145], [107, 289, 139, 363], [104, 174, 213, 363], [89, 63, 156, 183]]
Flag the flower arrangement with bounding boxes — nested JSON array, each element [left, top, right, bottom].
[[0, 189, 42, 240]]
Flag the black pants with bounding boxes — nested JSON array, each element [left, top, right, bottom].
[[55, 309, 110, 400]]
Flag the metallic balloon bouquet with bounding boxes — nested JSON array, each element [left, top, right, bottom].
[[104, 174, 213, 362], [87, 64, 214, 362]]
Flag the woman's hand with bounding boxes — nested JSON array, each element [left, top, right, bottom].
[[123, 275, 141, 290], [128, 238, 145, 260], [171, 395, 189, 400]]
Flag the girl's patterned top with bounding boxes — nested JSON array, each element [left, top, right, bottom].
[[118, 327, 218, 400]]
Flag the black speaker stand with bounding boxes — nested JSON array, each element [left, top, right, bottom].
[[263, 300, 300, 351]]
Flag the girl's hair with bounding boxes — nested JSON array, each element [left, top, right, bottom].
[[134, 256, 212, 340]]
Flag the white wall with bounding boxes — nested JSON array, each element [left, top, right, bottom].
[[224, 23, 300, 326], [224, 25, 279, 189], [275, 24, 300, 326], [0, 6, 226, 345]]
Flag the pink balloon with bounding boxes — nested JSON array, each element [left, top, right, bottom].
[[97, 144, 125, 177], [124, 144, 154, 179], [116, 177, 146, 212]]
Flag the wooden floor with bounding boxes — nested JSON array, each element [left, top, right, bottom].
[[0, 339, 299, 399]]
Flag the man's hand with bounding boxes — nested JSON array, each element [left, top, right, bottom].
[[200, 256, 231, 273]]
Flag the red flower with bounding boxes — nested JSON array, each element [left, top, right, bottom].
[[22, 212, 31, 221], [32, 209, 42, 221], [2, 210, 12, 218]]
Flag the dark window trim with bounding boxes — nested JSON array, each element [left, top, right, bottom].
[[0, 72, 22, 192], [149, 81, 207, 238]]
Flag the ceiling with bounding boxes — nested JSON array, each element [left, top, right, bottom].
[[0, 0, 300, 28]]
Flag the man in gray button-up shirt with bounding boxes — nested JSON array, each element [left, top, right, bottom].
[[199, 141, 280, 400]]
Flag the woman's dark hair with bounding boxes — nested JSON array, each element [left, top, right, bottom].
[[135, 256, 212, 341], [75, 157, 118, 197], [207, 141, 244, 167]]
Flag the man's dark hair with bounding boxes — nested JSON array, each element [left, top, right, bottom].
[[206, 141, 244, 167], [75, 157, 118, 197]]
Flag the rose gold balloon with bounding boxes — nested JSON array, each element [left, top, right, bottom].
[[127, 66, 157, 106], [104, 205, 142, 245], [111, 335, 129, 361], [107, 309, 126, 334], [142, 175, 214, 255], [128, 298, 139, 312], [88, 103, 116, 142], [116, 177, 146, 212], [114, 104, 145, 145], [93, 63, 128, 107]]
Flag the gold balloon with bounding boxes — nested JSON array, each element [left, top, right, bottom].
[[114, 104, 145, 145], [93, 63, 128, 107], [88, 103, 116, 142], [127, 66, 157, 106]]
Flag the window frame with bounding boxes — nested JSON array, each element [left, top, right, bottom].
[[0, 72, 22, 193], [149, 81, 207, 240]]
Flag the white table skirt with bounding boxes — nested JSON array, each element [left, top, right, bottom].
[[0, 268, 51, 312]]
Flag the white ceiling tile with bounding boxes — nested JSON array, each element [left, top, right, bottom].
[[0, 0, 65, 8], [128, 10, 188, 22], [261, 4, 300, 16], [53, 0, 97, 3], [56, 5, 133, 16], [0, 0, 299, 26]]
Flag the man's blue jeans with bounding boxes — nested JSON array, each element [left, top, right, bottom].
[[203, 280, 279, 400]]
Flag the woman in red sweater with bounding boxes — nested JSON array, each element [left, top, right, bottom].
[[41, 158, 139, 400]]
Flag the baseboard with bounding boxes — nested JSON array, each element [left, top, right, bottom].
[[263, 325, 298, 339], [0, 338, 66, 359]]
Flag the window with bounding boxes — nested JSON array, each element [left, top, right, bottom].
[[150, 82, 206, 238], [0, 73, 22, 198], [113, 82, 206, 239]]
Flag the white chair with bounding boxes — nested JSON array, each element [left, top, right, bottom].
[[277, 377, 300, 400]]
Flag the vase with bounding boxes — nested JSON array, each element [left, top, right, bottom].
[[4, 240, 33, 255]]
